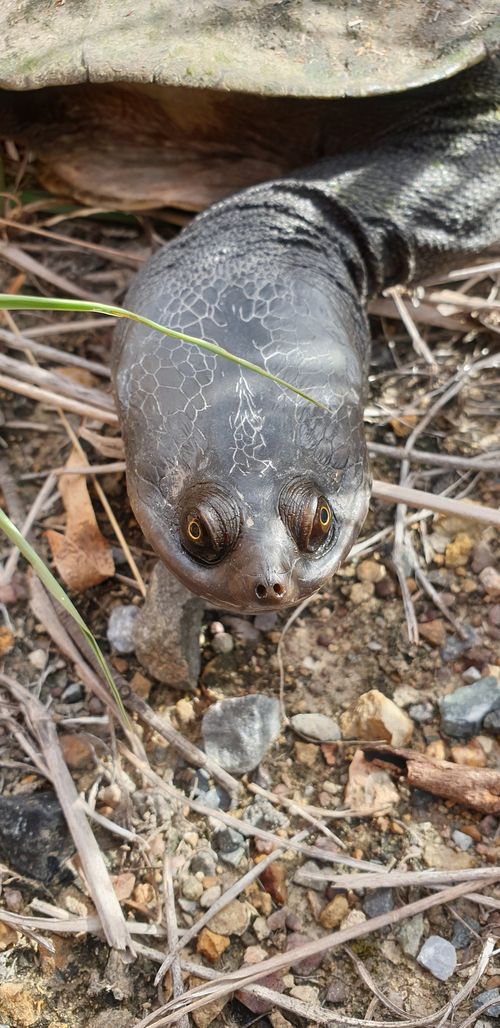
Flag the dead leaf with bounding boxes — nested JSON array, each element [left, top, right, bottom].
[[344, 749, 400, 816], [55, 366, 99, 389], [45, 447, 115, 590]]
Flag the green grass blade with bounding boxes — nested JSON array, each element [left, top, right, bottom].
[[0, 508, 129, 728], [0, 293, 328, 411]]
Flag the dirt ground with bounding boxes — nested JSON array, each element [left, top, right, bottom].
[[0, 150, 499, 1028]]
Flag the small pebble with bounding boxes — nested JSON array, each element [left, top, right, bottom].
[[211, 632, 234, 655], [293, 860, 326, 893], [439, 676, 500, 737], [190, 849, 217, 876], [28, 647, 47, 670], [452, 829, 473, 851], [290, 713, 341, 743], [440, 625, 476, 662], [418, 619, 446, 647], [181, 875, 204, 901], [417, 935, 457, 981], [356, 559, 386, 584], [408, 702, 434, 724], [479, 566, 500, 600], [243, 798, 288, 831], [286, 932, 324, 975], [484, 709, 500, 733], [208, 899, 250, 936], [196, 927, 230, 962], [451, 915, 480, 949], [200, 884, 222, 908], [106, 604, 139, 654], [294, 741, 318, 767], [473, 989, 500, 1017], [319, 894, 349, 929], [61, 682, 84, 704], [462, 666, 482, 684], [326, 981, 348, 1005], [202, 694, 281, 774], [254, 612, 278, 631], [363, 888, 394, 918], [290, 985, 320, 1004], [212, 826, 245, 854], [397, 914, 424, 957], [350, 581, 375, 604]]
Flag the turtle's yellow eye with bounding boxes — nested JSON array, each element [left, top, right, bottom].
[[187, 518, 202, 541], [319, 504, 331, 530]]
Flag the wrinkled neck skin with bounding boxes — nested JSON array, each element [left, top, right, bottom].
[[112, 197, 372, 612]]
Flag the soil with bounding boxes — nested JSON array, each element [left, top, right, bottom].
[[0, 150, 499, 1028]]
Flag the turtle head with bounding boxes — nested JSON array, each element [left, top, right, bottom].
[[114, 241, 371, 612]]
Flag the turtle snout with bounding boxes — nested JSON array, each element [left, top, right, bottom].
[[253, 570, 290, 605]]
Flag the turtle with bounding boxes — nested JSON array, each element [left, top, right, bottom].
[[0, 1, 499, 613]]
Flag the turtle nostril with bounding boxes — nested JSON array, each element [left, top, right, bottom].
[[255, 583, 267, 599], [273, 583, 285, 596]]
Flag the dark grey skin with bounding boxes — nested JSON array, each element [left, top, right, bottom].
[[112, 57, 500, 613]]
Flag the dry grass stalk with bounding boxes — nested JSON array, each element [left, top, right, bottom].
[[134, 878, 500, 1026], [386, 286, 436, 365], [0, 325, 112, 378], [368, 441, 500, 472], [0, 672, 134, 954], [0, 372, 118, 423], [0, 240, 102, 301], [293, 865, 500, 891], [0, 471, 57, 587], [0, 351, 115, 410], [160, 856, 189, 1028], [121, 744, 384, 872], [373, 479, 500, 527], [0, 215, 144, 267]]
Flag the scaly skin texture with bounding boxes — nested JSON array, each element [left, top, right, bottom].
[[112, 57, 500, 612]]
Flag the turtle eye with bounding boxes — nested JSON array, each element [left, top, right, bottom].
[[179, 487, 241, 565], [279, 482, 334, 554], [181, 510, 224, 564]]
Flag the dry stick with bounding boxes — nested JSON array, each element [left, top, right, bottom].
[[0, 909, 55, 954], [390, 351, 500, 642], [0, 241, 106, 302], [386, 286, 436, 366], [346, 944, 408, 1018], [26, 317, 116, 338], [161, 856, 189, 1028], [0, 471, 57, 587], [368, 295, 467, 331], [0, 373, 118, 424], [9, 905, 167, 940], [427, 288, 500, 312], [0, 351, 115, 410], [0, 673, 134, 954], [0, 216, 145, 268], [121, 745, 384, 873], [153, 827, 310, 985], [423, 257, 500, 285], [372, 482, 500, 527], [290, 866, 500, 891], [368, 441, 500, 472], [0, 325, 112, 378], [133, 877, 500, 1027], [21, 461, 127, 480], [248, 779, 348, 849]]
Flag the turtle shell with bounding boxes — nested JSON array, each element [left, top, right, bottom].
[[1, 0, 498, 98], [0, 1, 498, 211]]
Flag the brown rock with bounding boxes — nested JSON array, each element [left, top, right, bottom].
[[236, 974, 284, 1014], [340, 689, 413, 746], [344, 750, 400, 817], [197, 927, 230, 962], [418, 619, 446, 647], [445, 533, 473, 568], [480, 566, 500, 600], [426, 740, 447, 760], [356, 560, 386, 584], [260, 862, 288, 905], [350, 581, 375, 604], [319, 894, 349, 930], [450, 739, 487, 767], [423, 841, 475, 870], [0, 626, 14, 656], [129, 670, 151, 699], [208, 899, 251, 937], [0, 983, 39, 1026], [294, 741, 319, 767], [285, 932, 324, 975], [59, 732, 94, 769]]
